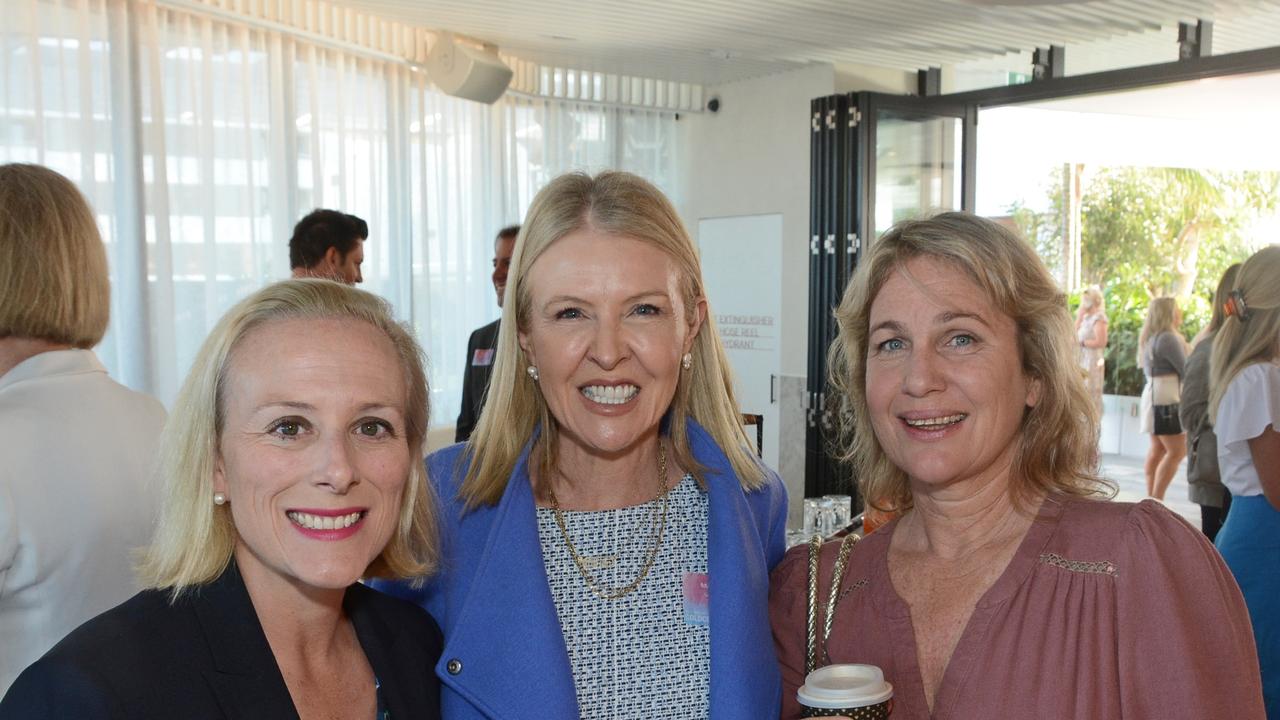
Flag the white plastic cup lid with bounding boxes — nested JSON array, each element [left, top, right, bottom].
[[797, 664, 894, 709]]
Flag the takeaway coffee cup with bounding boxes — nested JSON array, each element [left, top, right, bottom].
[[797, 664, 894, 719]]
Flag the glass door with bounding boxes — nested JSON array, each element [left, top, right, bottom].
[[854, 93, 977, 245], [804, 91, 976, 498]]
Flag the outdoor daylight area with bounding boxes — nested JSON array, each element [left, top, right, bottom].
[[978, 71, 1280, 524]]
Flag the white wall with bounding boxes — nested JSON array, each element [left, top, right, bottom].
[[680, 64, 836, 377], [679, 64, 836, 523], [834, 62, 914, 95], [679, 63, 917, 524]]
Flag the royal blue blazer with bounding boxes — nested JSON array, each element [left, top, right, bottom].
[[374, 419, 788, 719]]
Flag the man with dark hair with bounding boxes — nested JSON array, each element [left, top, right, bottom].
[[289, 209, 367, 285], [455, 225, 518, 442]]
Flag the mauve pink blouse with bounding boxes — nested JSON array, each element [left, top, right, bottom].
[[769, 495, 1265, 719]]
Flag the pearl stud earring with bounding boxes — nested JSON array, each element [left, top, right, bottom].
[[213, 492, 227, 506], [527, 365, 540, 381], [681, 353, 692, 370]]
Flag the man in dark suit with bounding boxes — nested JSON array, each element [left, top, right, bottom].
[[455, 225, 518, 442]]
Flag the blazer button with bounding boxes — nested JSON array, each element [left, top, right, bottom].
[[446, 659, 463, 675]]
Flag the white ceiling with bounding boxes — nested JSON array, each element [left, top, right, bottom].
[[335, 0, 1280, 85]]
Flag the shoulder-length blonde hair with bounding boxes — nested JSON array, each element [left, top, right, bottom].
[[1209, 246, 1280, 425], [0, 163, 110, 347], [829, 212, 1111, 513], [460, 171, 764, 508], [1078, 286, 1105, 318], [1137, 296, 1182, 367], [139, 279, 438, 594]]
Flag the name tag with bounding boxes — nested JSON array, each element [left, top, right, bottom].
[[471, 348, 495, 366], [683, 572, 709, 626]]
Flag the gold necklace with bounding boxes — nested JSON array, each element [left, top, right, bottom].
[[547, 443, 670, 601]]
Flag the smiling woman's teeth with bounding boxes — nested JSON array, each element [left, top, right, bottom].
[[581, 384, 639, 405], [288, 511, 363, 530], [905, 414, 967, 428]]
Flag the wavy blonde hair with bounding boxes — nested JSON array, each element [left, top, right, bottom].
[[1137, 296, 1183, 368], [1209, 246, 1280, 425], [139, 279, 438, 595], [829, 212, 1111, 513], [460, 171, 764, 507], [0, 164, 110, 347], [1078, 285, 1105, 316]]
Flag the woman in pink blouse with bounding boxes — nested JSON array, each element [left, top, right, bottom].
[[770, 212, 1264, 719]]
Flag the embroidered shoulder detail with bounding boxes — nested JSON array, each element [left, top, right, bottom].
[[1038, 552, 1117, 576], [836, 577, 869, 605]]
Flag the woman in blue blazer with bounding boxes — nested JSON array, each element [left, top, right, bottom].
[[2, 280, 444, 719], [374, 171, 788, 719]]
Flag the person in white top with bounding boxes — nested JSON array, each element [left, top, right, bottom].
[[0, 164, 167, 694], [1208, 244, 1280, 719]]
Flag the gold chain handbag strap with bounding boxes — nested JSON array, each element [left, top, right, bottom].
[[805, 532, 860, 675]]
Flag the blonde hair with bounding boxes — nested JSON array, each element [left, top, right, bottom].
[[829, 212, 1111, 513], [1137, 296, 1182, 368], [1079, 286, 1105, 316], [0, 163, 110, 347], [139, 279, 438, 594], [1209, 246, 1280, 425], [461, 171, 764, 507], [1206, 263, 1242, 335]]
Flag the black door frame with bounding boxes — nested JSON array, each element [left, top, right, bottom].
[[805, 43, 1280, 500], [853, 93, 979, 248], [869, 43, 1280, 234]]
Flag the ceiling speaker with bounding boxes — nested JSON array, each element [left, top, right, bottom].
[[425, 33, 514, 104]]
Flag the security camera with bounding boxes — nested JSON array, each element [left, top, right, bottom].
[[706, 96, 721, 113]]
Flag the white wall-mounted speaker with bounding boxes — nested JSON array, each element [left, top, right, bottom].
[[425, 33, 513, 104]]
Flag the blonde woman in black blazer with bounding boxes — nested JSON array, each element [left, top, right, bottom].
[[0, 563, 440, 718], [1, 280, 443, 719]]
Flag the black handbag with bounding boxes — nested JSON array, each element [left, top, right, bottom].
[[1153, 403, 1183, 435]]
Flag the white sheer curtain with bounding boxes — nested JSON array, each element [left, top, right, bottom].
[[1, 0, 683, 423]]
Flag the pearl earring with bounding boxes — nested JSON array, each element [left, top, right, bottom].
[[213, 492, 227, 506], [681, 353, 692, 370], [526, 365, 539, 381]]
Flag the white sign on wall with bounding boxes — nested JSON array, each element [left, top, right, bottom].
[[697, 213, 783, 469]]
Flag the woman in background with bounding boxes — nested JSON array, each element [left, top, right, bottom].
[[0, 164, 167, 695], [1138, 296, 1188, 501], [1180, 263, 1241, 540], [1209, 246, 1280, 718], [1075, 285, 1108, 414]]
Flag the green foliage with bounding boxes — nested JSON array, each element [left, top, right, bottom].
[[1007, 200, 1061, 279], [1018, 166, 1278, 396], [1079, 168, 1266, 299]]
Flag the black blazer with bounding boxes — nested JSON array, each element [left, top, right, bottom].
[[454, 319, 500, 442], [0, 563, 442, 719]]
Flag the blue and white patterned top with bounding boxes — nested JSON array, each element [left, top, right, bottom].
[[537, 474, 710, 719]]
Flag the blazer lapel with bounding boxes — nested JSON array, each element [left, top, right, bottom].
[[439, 449, 579, 718], [348, 586, 428, 719], [698, 425, 782, 719], [192, 563, 301, 720]]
